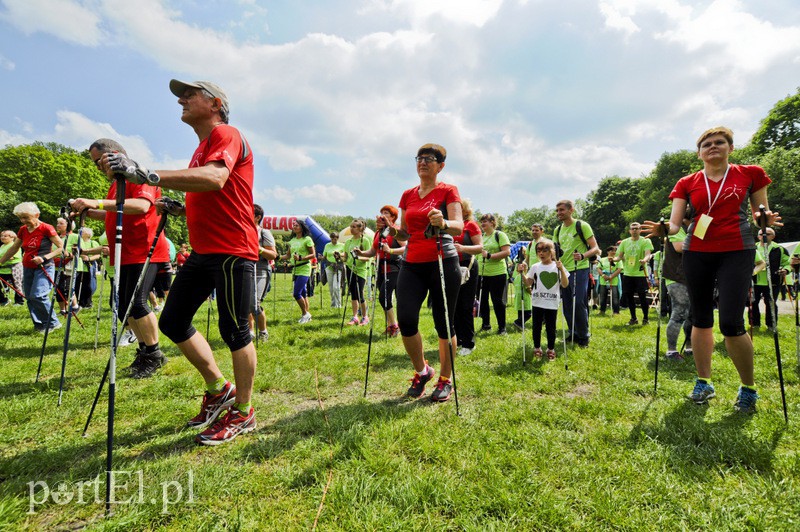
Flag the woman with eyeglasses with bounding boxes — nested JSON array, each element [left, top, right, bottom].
[[280, 219, 315, 324], [478, 213, 511, 335], [322, 232, 345, 308], [452, 199, 483, 355], [382, 143, 464, 402], [643, 126, 780, 414], [355, 205, 406, 336], [343, 219, 371, 325]]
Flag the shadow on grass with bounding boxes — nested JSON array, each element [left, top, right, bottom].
[[629, 400, 784, 474], [238, 395, 436, 489]]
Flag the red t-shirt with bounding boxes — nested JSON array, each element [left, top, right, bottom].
[[185, 124, 258, 260], [670, 164, 770, 252], [399, 182, 461, 263], [18, 222, 57, 269], [453, 219, 481, 261], [104, 181, 169, 266]]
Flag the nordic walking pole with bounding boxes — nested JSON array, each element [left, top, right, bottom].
[[748, 279, 755, 339], [105, 174, 126, 515], [654, 218, 666, 395], [39, 264, 83, 328], [558, 267, 568, 370], [364, 252, 381, 397], [83, 204, 178, 436], [516, 253, 527, 366], [94, 269, 106, 352], [58, 208, 89, 406], [571, 258, 577, 346], [759, 205, 788, 422], [434, 227, 459, 416]]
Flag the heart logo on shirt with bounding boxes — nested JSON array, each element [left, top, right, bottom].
[[540, 271, 558, 289]]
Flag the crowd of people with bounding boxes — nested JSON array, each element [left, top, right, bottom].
[[2, 77, 796, 445]]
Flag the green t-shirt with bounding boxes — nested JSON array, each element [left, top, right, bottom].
[[289, 236, 314, 277], [344, 236, 371, 280], [64, 233, 83, 274], [616, 237, 653, 277], [597, 257, 619, 287], [479, 230, 510, 277], [554, 221, 594, 271], [323, 242, 345, 264], [0, 242, 22, 274], [755, 241, 790, 286], [99, 232, 113, 279], [78, 240, 99, 272]]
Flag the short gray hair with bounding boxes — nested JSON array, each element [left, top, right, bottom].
[[13, 202, 40, 216]]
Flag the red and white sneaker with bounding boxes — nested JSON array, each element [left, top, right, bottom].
[[186, 381, 236, 430], [347, 316, 359, 326], [195, 407, 256, 446]]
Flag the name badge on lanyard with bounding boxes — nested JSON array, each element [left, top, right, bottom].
[[696, 166, 729, 240]]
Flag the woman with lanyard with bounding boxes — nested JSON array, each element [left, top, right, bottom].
[[356, 205, 406, 336], [343, 218, 371, 326], [322, 232, 345, 309], [0, 202, 63, 332], [383, 143, 463, 401], [453, 199, 483, 355], [478, 213, 511, 335], [644, 126, 779, 414], [280, 219, 315, 324]]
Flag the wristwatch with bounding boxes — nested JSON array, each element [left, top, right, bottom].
[[145, 171, 161, 186]]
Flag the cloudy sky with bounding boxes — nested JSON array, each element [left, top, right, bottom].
[[1, 0, 799, 219]]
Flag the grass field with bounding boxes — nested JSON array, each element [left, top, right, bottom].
[[0, 273, 798, 531]]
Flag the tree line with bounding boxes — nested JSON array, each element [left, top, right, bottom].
[[1, 88, 797, 250]]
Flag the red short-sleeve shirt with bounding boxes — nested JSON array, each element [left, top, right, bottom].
[[104, 181, 169, 266], [18, 222, 57, 269], [453, 219, 481, 261], [399, 182, 461, 263], [184, 124, 258, 260], [670, 164, 770, 252]]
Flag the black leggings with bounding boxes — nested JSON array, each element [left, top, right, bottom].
[[376, 269, 398, 311], [118, 262, 158, 320], [345, 267, 366, 304], [683, 249, 755, 337], [160, 253, 256, 352], [479, 274, 507, 330], [454, 259, 479, 348], [532, 306, 557, 349], [396, 257, 460, 339]]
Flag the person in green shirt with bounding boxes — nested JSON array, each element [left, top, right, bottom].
[[750, 227, 790, 328], [597, 246, 620, 314], [75, 227, 101, 309], [0, 229, 24, 305], [343, 219, 372, 325], [553, 199, 600, 347], [614, 222, 654, 325], [280, 219, 316, 324], [322, 232, 346, 309], [478, 213, 511, 335]]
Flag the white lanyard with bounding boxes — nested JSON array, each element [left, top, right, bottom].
[[702, 165, 730, 215]]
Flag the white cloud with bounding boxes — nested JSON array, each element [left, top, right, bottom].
[[257, 184, 354, 205], [0, 0, 103, 46], [362, 0, 504, 27], [0, 52, 14, 70], [599, 1, 640, 39]]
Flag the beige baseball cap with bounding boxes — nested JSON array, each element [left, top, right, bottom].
[[169, 79, 229, 118]]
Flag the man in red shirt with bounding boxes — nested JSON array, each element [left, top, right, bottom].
[[72, 138, 170, 379], [105, 80, 258, 446]]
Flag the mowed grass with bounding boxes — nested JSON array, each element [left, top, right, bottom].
[[0, 274, 799, 531]]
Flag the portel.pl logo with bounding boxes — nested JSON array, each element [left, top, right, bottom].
[[27, 470, 194, 514]]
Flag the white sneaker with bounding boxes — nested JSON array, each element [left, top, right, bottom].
[[119, 329, 137, 347], [457, 347, 473, 356], [258, 330, 269, 341], [298, 313, 312, 324]]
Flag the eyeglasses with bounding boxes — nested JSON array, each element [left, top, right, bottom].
[[415, 156, 437, 164]]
